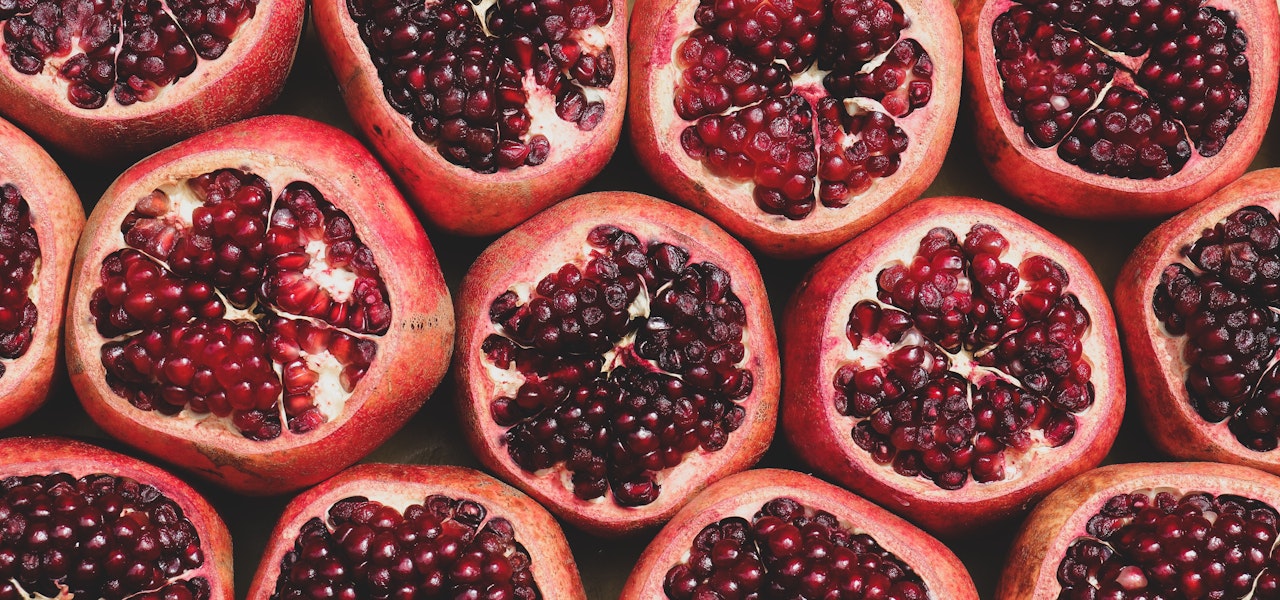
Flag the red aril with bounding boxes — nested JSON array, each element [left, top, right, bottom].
[[247, 463, 585, 600], [629, 0, 962, 258], [960, 0, 1280, 219], [454, 191, 779, 536], [0, 116, 84, 430], [0, 435, 234, 600], [64, 115, 455, 495], [0, 0, 304, 160], [312, 0, 627, 236], [783, 196, 1124, 537]]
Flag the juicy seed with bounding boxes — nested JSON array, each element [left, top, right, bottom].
[[270, 495, 541, 600], [485, 225, 752, 507], [0, 472, 210, 600], [663, 497, 930, 599], [836, 223, 1094, 489], [0, 184, 41, 372]]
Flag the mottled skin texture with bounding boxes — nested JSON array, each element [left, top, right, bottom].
[[782, 196, 1124, 538], [0, 117, 84, 431], [455, 192, 779, 536], [246, 463, 586, 600], [0, 436, 235, 599], [65, 115, 455, 495], [958, 0, 1280, 219]]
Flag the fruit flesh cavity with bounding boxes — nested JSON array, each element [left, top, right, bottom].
[[0, 183, 39, 379]]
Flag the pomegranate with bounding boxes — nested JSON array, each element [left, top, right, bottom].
[[311, 0, 627, 236], [454, 191, 779, 536], [1113, 167, 1280, 475], [246, 463, 585, 600], [782, 196, 1125, 538], [0, 116, 84, 430], [0, 435, 234, 600], [628, 0, 962, 258], [620, 468, 979, 599], [959, 0, 1280, 219], [0, 0, 304, 161], [997, 461, 1280, 599], [64, 115, 455, 495]]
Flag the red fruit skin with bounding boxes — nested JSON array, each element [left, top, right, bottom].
[[628, 0, 962, 259], [0, 435, 235, 600], [0, 0, 304, 161], [0, 117, 84, 430], [998, 461, 1280, 599], [621, 468, 980, 599], [247, 463, 587, 600], [454, 191, 780, 537], [64, 115, 455, 495], [782, 196, 1125, 538], [1116, 168, 1280, 473], [312, 0, 628, 236], [958, 0, 1280, 220]]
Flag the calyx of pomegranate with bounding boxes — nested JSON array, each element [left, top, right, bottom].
[[456, 191, 779, 536], [0, 436, 234, 600], [313, 0, 628, 236], [784, 196, 1124, 537], [621, 468, 979, 600], [629, 0, 962, 258], [0, 0, 304, 159], [998, 461, 1280, 600], [1117, 167, 1280, 476], [247, 463, 586, 600], [66, 116, 455, 495], [0, 116, 84, 431], [959, 0, 1280, 219]]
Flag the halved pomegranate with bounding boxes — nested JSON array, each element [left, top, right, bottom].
[[998, 461, 1280, 599], [0, 435, 234, 600], [783, 196, 1124, 537], [64, 115, 455, 495], [247, 463, 585, 600], [0, 0, 304, 161], [454, 191, 779, 536], [0, 116, 84, 430], [621, 468, 979, 599], [1114, 167, 1280, 475], [629, 0, 962, 258], [959, 0, 1280, 219], [312, 0, 627, 236]]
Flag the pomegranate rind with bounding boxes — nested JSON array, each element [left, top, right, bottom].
[[0, 117, 84, 430], [0, 0, 304, 162], [311, 0, 628, 237], [64, 115, 456, 495], [620, 468, 980, 599], [0, 435, 235, 600], [782, 195, 1125, 537], [997, 461, 1280, 599], [628, 0, 962, 259], [958, 0, 1280, 220], [1116, 167, 1280, 473], [246, 463, 586, 600], [455, 191, 779, 536]]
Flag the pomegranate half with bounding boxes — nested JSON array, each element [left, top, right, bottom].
[[247, 463, 585, 600], [783, 196, 1125, 537], [313, 0, 628, 236], [64, 115, 455, 495], [1115, 167, 1280, 474], [998, 461, 1280, 599], [0, 435, 234, 600], [629, 0, 962, 258], [455, 191, 779, 536], [0, 0, 304, 161], [621, 468, 979, 599], [960, 0, 1280, 219], [0, 116, 85, 430]]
